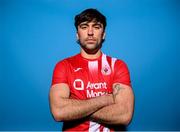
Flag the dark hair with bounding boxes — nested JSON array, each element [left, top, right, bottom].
[[74, 8, 106, 31]]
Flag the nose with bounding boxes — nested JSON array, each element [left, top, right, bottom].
[[88, 27, 94, 36]]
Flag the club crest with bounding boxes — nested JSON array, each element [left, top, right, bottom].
[[101, 65, 111, 75]]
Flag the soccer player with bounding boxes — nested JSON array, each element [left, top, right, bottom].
[[49, 8, 134, 131]]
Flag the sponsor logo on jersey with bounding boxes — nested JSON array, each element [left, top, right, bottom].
[[86, 82, 107, 89], [86, 90, 107, 98], [86, 81, 108, 98], [73, 79, 84, 90], [73, 79, 109, 98]]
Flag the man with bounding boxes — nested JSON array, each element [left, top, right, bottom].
[[49, 8, 134, 131]]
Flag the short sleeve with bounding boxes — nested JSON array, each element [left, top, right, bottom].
[[51, 60, 68, 86], [113, 60, 131, 87]]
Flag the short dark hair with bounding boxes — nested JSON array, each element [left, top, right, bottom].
[[74, 8, 107, 31]]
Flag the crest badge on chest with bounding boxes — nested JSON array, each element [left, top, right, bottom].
[[101, 65, 111, 75]]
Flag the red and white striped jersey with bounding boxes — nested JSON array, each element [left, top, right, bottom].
[[51, 53, 131, 131]]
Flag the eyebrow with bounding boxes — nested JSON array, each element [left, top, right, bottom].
[[79, 22, 102, 27], [79, 23, 88, 27], [93, 23, 102, 27]]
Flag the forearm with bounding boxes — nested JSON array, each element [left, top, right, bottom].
[[90, 83, 134, 125], [53, 94, 114, 121], [90, 103, 127, 125]]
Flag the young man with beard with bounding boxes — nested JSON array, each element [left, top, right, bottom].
[[49, 8, 134, 131]]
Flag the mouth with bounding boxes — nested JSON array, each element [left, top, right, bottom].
[[86, 38, 96, 42], [86, 40, 96, 44], [87, 39, 95, 41]]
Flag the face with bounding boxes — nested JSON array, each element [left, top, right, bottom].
[[76, 21, 105, 53]]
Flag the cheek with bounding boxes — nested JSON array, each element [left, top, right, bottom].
[[78, 32, 86, 39], [97, 33, 104, 40], [95, 31, 104, 37]]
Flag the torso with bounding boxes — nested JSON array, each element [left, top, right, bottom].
[[52, 53, 130, 131], [61, 53, 116, 131]]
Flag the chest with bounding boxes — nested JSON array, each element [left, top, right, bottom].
[[66, 61, 114, 99]]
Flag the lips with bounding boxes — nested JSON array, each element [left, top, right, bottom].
[[86, 39, 95, 41], [86, 40, 96, 44], [86, 38, 96, 41]]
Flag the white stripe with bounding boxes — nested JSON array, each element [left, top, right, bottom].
[[111, 57, 117, 73], [102, 54, 109, 68], [89, 121, 100, 132], [101, 54, 111, 75], [88, 61, 98, 72], [103, 127, 110, 132]]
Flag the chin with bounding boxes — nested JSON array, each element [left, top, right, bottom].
[[80, 42, 102, 51]]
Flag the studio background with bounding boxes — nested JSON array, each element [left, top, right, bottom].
[[1, 0, 179, 131]]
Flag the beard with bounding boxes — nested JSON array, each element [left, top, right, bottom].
[[77, 38, 104, 54]]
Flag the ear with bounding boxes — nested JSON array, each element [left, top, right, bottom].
[[102, 32, 106, 40], [76, 32, 79, 40]]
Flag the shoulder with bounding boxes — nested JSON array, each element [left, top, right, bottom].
[[105, 54, 127, 66], [55, 53, 80, 67]]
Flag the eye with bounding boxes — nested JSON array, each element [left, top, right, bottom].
[[94, 26, 100, 29], [93, 24, 102, 29], [80, 25, 88, 29]]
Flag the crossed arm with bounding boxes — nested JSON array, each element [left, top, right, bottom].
[[49, 83, 134, 125]]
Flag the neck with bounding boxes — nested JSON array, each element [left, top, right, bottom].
[[80, 49, 102, 60]]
